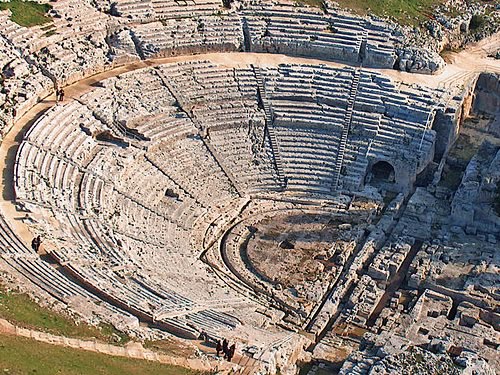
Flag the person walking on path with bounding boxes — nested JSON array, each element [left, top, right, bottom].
[[222, 338, 229, 359], [216, 340, 222, 357], [58, 88, 65, 102], [31, 235, 41, 252], [227, 343, 235, 362]]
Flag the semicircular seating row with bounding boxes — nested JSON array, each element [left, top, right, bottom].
[[10, 60, 439, 338], [0, 0, 404, 134]]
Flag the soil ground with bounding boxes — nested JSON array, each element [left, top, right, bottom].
[[246, 213, 346, 287]]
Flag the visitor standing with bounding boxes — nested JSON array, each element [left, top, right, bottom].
[[31, 235, 41, 252], [216, 340, 222, 357]]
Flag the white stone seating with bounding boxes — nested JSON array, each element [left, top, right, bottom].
[[183, 309, 239, 333], [0, 213, 106, 303], [264, 65, 353, 107], [49, 0, 110, 36], [193, 102, 257, 129], [133, 275, 194, 309], [151, 0, 222, 19], [243, 4, 363, 62], [275, 126, 342, 195], [100, 189, 178, 246], [85, 148, 205, 231], [131, 112, 197, 141], [130, 16, 242, 59], [24, 102, 100, 164], [56, 250, 240, 334], [15, 144, 78, 211], [0, 10, 46, 53], [338, 75, 437, 190], [51, 223, 237, 334], [112, 0, 221, 21], [158, 61, 254, 105], [208, 124, 281, 193], [158, 63, 261, 133], [81, 69, 177, 126], [14, 256, 90, 300], [81, 217, 127, 264], [261, 65, 355, 194], [10, 60, 445, 341], [363, 20, 398, 67], [147, 135, 236, 206], [243, 4, 399, 68], [33, 35, 110, 85]]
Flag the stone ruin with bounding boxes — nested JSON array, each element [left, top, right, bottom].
[[0, 0, 499, 374]]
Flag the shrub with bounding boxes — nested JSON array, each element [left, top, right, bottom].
[[469, 14, 485, 31], [494, 180, 500, 216]]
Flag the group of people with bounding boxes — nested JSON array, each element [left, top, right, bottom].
[[199, 331, 236, 362], [216, 338, 236, 362], [55, 87, 65, 103]]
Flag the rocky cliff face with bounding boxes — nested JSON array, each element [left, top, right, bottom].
[[395, 48, 445, 75], [473, 73, 500, 117], [396, 0, 500, 52]]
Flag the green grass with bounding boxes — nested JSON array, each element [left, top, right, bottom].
[[295, 0, 327, 12], [0, 334, 201, 375], [448, 134, 478, 163], [469, 14, 486, 31], [439, 168, 463, 190], [296, 0, 446, 26], [144, 339, 196, 357], [338, 0, 445, 25], [0, 283, 129, 345], [0, 0, 52, 27]]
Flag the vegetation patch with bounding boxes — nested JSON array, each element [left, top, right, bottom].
[[439, 168, 463, 190], [448, 134, 478, 163], [383, 191, 398, 206], [494, 180, 500, 216], [0, 282, 129, 344], [0, 0, 52, 27], [295, 0, 327, 13], [296, 0, 447, 26], [469, 14, 486, 31], [0, 334, 200, 375], [341, 0, 447, 26], [144, 339, 197, 357]]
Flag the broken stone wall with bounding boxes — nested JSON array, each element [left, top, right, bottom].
[[432, 81, 476, 160], [472, 72, 500, 117]]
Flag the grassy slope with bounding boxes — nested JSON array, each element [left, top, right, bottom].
[[0, 283, 128, 344], [0, 0, 52, 27], [0, 284, 205, 374], [0, 334, 201, 375], [296, 0, 446, 26], [145, 339, 194, 356]]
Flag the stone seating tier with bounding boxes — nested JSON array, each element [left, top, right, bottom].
[[9, 61, 440, 340]]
